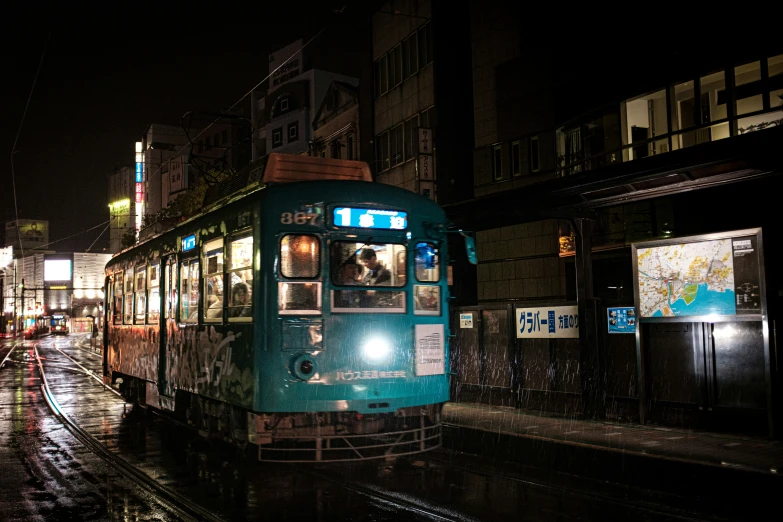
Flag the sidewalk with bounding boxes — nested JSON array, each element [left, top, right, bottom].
[[442, 402, 783, 475], [72, 331, 103, 353]]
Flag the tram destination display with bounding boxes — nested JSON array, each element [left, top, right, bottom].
[[333, 207, 407, 230]]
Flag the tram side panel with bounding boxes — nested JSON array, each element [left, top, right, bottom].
[[163, 322, 256, 410], [158, 201, 260, 413], [105, 258, 159, 387]]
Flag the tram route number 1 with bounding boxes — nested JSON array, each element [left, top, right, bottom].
[[280, 211, 320, 225]]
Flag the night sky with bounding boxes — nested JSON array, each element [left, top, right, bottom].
[[1, 2, 373, 253]]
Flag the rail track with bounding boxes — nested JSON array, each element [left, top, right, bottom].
[[19, 335, 737, 521], [33, 338, 225, 522]]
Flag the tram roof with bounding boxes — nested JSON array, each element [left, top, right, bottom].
[[262, 153, 373, 183]]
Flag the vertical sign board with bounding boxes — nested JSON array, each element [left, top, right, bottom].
[[418, 153, 433, 180], [607, 307, 636, 334], [417, 127, 435, 201], [135, 142, 144, 232], [418, 128, 432, 154], [415, 324, 445, 376], [516, 305, 579, 338]]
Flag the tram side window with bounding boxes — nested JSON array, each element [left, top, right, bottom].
[[148, 263, 160, 323], [279, 234, 321, 314], [179, 260, 200, 323], [229, 233, 253, 320], [203, 239, 224, 322], [135, 266, 147, 324], [414, 243, 440, 282], [329, 242, 406, 313], [414, 243, 441, 315], [124, 269, 134, 324], [414, 285, 441, 315], [113, 273, 123, 324]]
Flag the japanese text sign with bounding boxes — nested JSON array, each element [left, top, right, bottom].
[[516, 305, 579, 339]]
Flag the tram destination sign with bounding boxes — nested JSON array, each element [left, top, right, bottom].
[[182, 234, 196, 252], [333, 207, 407, 230]]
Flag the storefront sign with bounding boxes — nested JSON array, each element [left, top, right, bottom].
[[269, 40, 303, 89], [516, 305, 579, 339], [5, 220, 49, 250], [607, 307, 636, 334]]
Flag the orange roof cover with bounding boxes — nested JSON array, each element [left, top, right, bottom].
[[263, 153, 373, 183]]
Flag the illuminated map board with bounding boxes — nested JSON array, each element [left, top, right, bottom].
[[333, 207, 407, 230], [634, 232, 761, 318]]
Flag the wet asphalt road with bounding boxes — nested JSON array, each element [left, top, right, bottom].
[[0, 335, 750, 521]]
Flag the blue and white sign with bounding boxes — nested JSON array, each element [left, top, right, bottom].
[[333, 207, 407, 230], [135, 162, 143, 182], [459, 313, 473, 328], [181, 234, 196, 252], [516, 305, 579, 339], [608, 307, 636, 334]]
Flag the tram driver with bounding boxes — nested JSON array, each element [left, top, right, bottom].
[[358, 248, 391, 286]]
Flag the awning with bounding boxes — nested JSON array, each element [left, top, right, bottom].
[[444, 126, 783, 231]]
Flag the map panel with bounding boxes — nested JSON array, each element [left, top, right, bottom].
[[637, 239, 736, 318]]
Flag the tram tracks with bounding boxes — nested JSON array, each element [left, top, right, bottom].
[[25, 336, 731, 521], [33, 340, 226, 522], [303, 466, 469, 521]]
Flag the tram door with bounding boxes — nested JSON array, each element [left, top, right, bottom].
[[644, 321, 768, 433], [159, 256, 176, 395]]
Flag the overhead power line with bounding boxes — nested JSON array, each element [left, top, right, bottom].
[[145, 26, 328, 186], [10, 33, 51, 259]]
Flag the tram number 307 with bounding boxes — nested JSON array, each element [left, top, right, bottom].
[[280, 212, 320, 225]]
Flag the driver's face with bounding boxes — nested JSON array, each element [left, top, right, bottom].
[[361, 257, 378, 269]]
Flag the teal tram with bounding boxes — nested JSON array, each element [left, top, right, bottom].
[[103, 153, 474, 462]]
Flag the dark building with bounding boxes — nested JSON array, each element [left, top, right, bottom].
[[371, 0, 474, 205], [445, 3, 783, 438]]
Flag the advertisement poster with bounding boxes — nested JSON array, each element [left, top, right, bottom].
[[607, 307, 636, 334], [415, 324, 445, 376], [459, 313, 473, 328]]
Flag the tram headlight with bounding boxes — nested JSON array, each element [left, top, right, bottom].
[[362, 336, 390, 361]]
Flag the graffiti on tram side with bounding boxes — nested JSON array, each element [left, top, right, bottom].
[[106, 327, 159, 383], [164, 322, 254, 409]]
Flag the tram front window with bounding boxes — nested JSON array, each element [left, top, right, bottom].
[[330, 242, 406, 312], [279, 234, 322, 315]]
